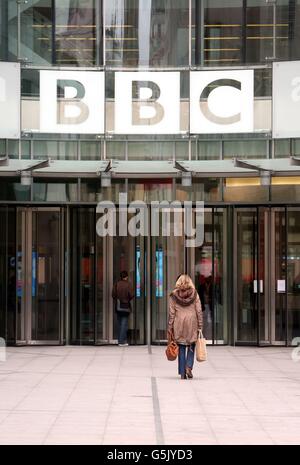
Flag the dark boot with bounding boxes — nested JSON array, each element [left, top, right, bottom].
[[185, 367, 193, 379]]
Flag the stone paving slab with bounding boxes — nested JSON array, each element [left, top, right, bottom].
[[0, 345, 299, 445]]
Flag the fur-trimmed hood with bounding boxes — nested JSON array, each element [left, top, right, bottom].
[[170, 287, 197, 307]]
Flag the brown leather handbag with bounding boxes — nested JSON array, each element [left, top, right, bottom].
[[165, 330, 179, 361]]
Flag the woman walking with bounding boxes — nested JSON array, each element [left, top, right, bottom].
[[168, 274, 203, 379]]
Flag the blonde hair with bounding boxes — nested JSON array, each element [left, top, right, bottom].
[[175, 274, 195, 290]]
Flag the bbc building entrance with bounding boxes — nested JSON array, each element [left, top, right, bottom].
[[1, 188, 300, 347], [1, 0, 300, 347]]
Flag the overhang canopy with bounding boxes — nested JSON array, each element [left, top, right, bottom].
[[177, 159, 300, 177], [1, 158, 300, 178], [0, 160, 111, 178], [110, 161, 179, 178]]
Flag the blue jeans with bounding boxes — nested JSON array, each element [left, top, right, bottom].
[[178, 343, 195, 376], [117, 313, 129, 344]]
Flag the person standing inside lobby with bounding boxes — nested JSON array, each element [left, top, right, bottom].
[[112, 271, 134, 346]]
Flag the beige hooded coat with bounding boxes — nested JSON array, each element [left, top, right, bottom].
[[168, 287, 203, 345]]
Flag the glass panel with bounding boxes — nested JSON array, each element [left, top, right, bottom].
[[195, 0, 243, 66], [96, 225, 104, 343], [19, 0, 53, 65], [55, 0, 99, 66], [112, 216, 145, 345], [0, 207, 17, 343], [128, 180, 173, 202], [0, 2, 9, 61], [195, 210, 213, 342], [294, 139, 300, 156], [31, 210, 60, 341], [223, 140, 267, 159], [152, 214, 185, 343], [254, 68, 272, 97], [71, 208, 95, 344], [33, 179, 78, 201], [105, 0, 189, 67], [175, 141, 189, 160], [197, 141, 220, 160], [80, 141, 101, 161], [287, 208, 300, 345], [274, 139, 290, 158], [176, 178, 221, 202], [80, 179, 102, 202], [5, 0, 101, 65], [0, 207, 7, 339], [16, 210, 26, 342], [271, 177, 300, 202], [0, 178, 31, 201], [246, 0, 274, 64], [236, 210, 258, 343], [214, 208, 227, 344], [7, 140, 30, 160], [258, 208, 269, 344], [127, 141, 174, 161], [273, 209, 286, 343], [0, 140, 6, 156], [224, 178, 269, 202], [106, 141, 126, 160], [94, 179, 126, 203], [33, 140, 78, 160], [276, 0, 300, 61]]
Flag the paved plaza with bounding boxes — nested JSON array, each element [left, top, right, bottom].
[[0, 345, 300, 445]]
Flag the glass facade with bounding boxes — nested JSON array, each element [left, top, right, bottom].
[[1, 1, 300, 347]]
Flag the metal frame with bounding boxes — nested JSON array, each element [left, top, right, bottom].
[[16, 206, 63, 345], [234, 205, 290, 347]]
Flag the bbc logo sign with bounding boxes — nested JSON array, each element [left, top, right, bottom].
[[1, 61, 300, 138], [40, 69, 254, 135]]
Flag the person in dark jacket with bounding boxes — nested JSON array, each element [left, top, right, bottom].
[[112, 270, 134, 346]]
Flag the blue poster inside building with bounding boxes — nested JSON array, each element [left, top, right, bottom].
[[156, 248, 163, 298]]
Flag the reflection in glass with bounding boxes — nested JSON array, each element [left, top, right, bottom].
[[195, 210, 214, 342], [0, 178, 31, 202], [224, 178, 269, 203], [274, 210, 286, 342], [176, 178, 221, 202], [71, 208, 95, 343], [31, 211, 60, 341], [0, 207, 16, 343], [105, 0, 189, 67], [33, 179, 78, 202], [152, 213, 185, 342], [193, 0, 243, 66], [128, 180, 173, 202], [5, 0, 100, 66], [236, 210, 257, 343], [55, 0, 99, 66], [287, 208, 300, 344], [112, 214, 145, 344], [214, 208, 226, 343], [33, 140, 78, 160], [193, 0, 300, 66], [13, 0, 53, 64], [127, 141, 174, 161]]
